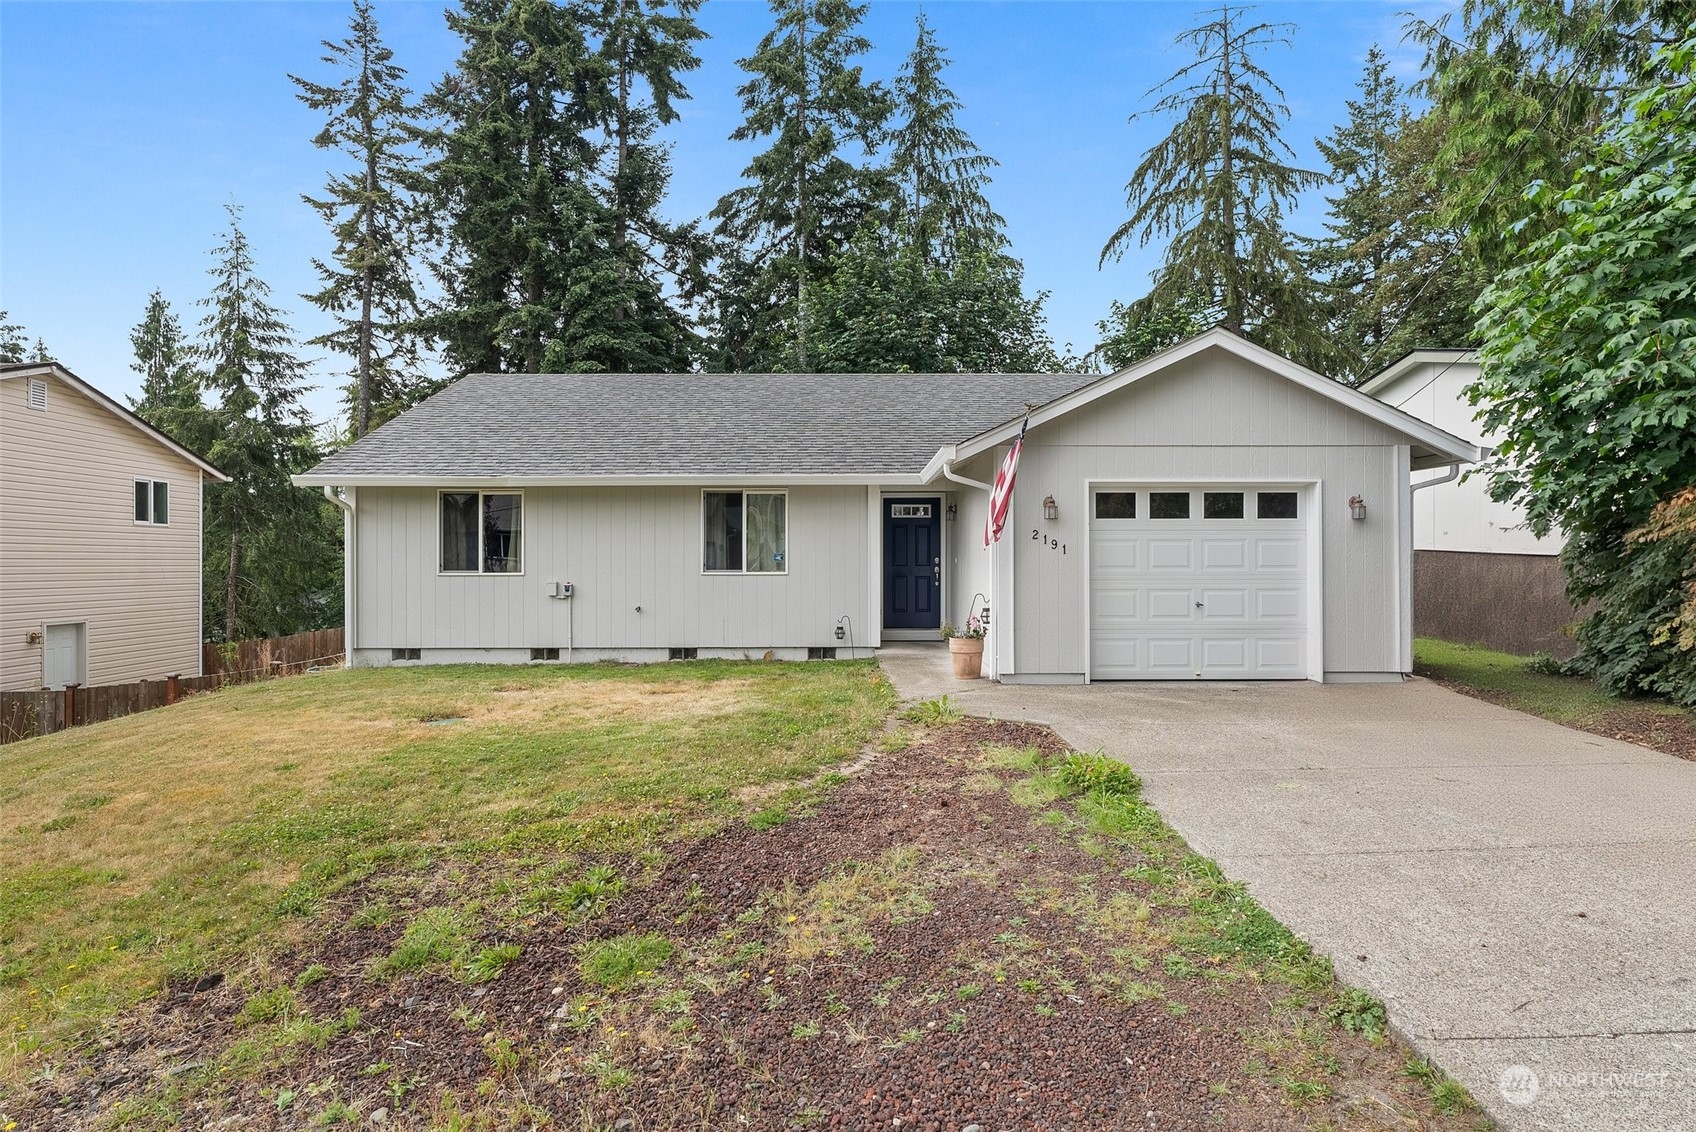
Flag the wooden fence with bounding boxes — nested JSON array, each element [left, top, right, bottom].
[[1, 627, 343, 745]]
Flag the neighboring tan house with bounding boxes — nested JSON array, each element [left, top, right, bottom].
[[295, 329, 1477, 684], [1362, 350, 1581, 657], [0, 362, 228, 690]]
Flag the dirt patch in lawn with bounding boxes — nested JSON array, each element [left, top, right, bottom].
[[8, 721, 1481, 1131]]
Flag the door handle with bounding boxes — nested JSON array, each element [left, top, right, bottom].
[[1194, 601, 1204, 608], [933, 557, 941, 584]]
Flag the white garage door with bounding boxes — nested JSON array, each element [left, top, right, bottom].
[[1090, 487, 1307, 679]]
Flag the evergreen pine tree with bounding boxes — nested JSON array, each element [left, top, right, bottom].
[[1307, 50, 1488, 382], [710, 0, 892, 373], [196, 204, 339, 641], [292, 0, 427, 436], [30, 338, 52, 363], [129, 289, 213, 449], [888, 12, 1004, 264], [422, 0, 691, 376], [1100, 4, 1324, 363]]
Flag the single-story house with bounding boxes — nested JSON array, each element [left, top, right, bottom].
[[1, 361, 229, 690], [294, 328, 1478, 683], [1362, 349, 1580, 657]]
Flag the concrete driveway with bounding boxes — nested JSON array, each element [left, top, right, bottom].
[[879, 644, 1696, 1132]]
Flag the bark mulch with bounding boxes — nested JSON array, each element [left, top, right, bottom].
[[1418, 669, 1696, 762], [10, 720, 1480, 1131]]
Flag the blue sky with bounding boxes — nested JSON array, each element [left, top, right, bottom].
[[1, 0, 1448, 427]]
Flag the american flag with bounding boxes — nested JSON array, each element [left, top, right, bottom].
[[984, 413, 1029, 547]]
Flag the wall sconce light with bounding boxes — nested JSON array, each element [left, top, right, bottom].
[[945, 502, 957, 522], [1348, 494, 1367, 520], [1042, 495, 1059, 521], [24, 630, 43, 645]]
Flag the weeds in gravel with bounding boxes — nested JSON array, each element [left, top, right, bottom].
[[578, 933, 674, 991], [370, 907, 475, 980], [1404, 1055, 1478, 1116], [902, 696, 962, 726], [1326, 986, 1389, 1042]]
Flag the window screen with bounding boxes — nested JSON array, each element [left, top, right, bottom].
[[135, 480, 151, 523], [703, 492, 744, 571], [152, 481, 169, 525], [482, 494, 522, 573], [1094, 492, 1137, 519], [440, 492, 480, 572], [704, 492, 787, 572]]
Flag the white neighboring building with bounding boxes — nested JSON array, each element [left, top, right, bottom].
[[1361, 349, 1561, 556], [1363, 350, 1579, 658]]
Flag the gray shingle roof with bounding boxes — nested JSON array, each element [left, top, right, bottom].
[[300, 371, 1098, 480]]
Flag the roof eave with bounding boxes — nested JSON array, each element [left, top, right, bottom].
[[291, 472, 933, 489], [1358, 348, 1477, 396]]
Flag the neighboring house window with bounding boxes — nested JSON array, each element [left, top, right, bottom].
[[133, 479, 169, 525], [27, 379, 47, 410], [440, 491, 522, 574], [704, 491, 786, 573]]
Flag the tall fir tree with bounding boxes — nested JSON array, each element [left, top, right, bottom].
[[710, 0, 892, 373], [292, 0, 427, 437], [888, 13, 1004, 265], [1100, 4, 1324, 364], [1305, 49, 1487, 382], [421, 0, 691, 376], [197, 204, 340, 641], [585, 0, 708, 312], [128, 289, 213, 449]]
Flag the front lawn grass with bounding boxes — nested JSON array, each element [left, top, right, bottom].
[[0, 659, 892, 1074], [1414, 638, 1692, 759]]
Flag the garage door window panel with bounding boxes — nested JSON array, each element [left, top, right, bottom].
[[1150, 492, 1191, 519], [1203, 492, 1244, 519], [1257, 492, 1299, 519]]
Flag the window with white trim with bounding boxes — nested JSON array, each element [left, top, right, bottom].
[[704, 491, 786, 573], [440, 491, 523, 573], [134, 479, 169, 525]]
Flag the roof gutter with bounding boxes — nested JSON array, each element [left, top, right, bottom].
[[1410, 464, 1461, 493]]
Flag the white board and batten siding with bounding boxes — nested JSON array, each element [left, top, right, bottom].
[[0, 370, 205, 689], [1002, 350, 1411, 682], [350, 484, 873, 663], [1365, 354, 1560, 556]]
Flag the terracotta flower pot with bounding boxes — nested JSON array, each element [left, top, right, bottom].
[[948, 636, 984, 680]]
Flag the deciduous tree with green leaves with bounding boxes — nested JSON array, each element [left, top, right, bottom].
[[1093, 294, 1209, 371], [710, 0, 892, 373], [1407, 0, 1684, 272], [0, 312, 27, 363], [1100, 4, 1324, 364], [807, 229, 1056, 374], [1472, 32, 1696, 704], [196, 205, 341, 641], [292, 0, 427, 436]]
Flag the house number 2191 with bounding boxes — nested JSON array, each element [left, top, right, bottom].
[[1032, 529, 1067, 554]]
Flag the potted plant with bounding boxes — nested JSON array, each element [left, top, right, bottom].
[[940, 615, 987, 680]]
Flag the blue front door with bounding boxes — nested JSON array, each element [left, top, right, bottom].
[[884, 498, 942, 630]]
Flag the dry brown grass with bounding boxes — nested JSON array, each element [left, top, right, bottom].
[[0, 659, 893, 1075]]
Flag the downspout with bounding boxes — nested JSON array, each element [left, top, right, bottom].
[[323, 486, 356, 669], [1410, 463, 1460, 493]]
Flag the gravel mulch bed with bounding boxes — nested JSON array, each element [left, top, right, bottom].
[[9, 719, 1480, 1131]]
